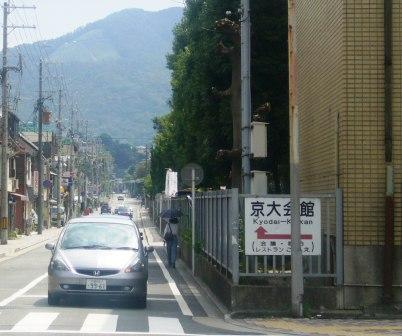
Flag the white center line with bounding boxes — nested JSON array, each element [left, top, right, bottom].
[[12, 312, 59, 332], [80, 313, 118, 333], [152, 249, 193, 316], [0, 272, 47, 307], [148, 316, 184, 335]]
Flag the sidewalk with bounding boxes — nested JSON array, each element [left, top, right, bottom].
[[139, 208, 402, 335], [239, 317, 402, 336], [0, 227, 61, 261]]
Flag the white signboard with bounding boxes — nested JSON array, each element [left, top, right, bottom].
[[245, 197, 321, 256], [164, 169, 178, 197]]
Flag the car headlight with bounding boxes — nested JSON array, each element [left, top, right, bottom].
[[50, 255, 70, 271], [124, 258, 144, 273]]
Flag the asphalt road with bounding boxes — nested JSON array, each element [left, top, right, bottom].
[[0, 195, 284, 336]]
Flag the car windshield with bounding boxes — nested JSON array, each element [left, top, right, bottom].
[[60, 223, 138, 250]]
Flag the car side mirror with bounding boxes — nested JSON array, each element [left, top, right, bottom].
[[45, 243, 55, 251], [145, 246, 154, 253]]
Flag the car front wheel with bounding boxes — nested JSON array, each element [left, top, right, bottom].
[[47, 292, 59, 306], [136, 295, 147, 309]]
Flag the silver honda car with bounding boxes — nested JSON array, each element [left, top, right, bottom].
[[46, 215, 154, 308]]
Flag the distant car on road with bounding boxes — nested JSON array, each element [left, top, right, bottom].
[[116, 206, 132, 219], [46, 215, 154, 308], [100, 203, 111, 214], [117, 195, 124, 201]]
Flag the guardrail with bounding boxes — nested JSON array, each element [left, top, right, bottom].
[[151, 188, 343, 286]]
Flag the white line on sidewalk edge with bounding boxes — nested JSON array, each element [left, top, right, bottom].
[[0, 273, 47, 307], [152, 249, 193, 317]]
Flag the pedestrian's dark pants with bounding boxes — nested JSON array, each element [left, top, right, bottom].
[[166, 236, 178, 267]]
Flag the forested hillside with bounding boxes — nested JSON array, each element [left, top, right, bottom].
[[12, 7, 183, 145]]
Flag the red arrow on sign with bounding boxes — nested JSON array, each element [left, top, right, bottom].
[[255, 226, 312, 240]]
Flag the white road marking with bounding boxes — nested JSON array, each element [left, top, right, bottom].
[[0, 330, 268, 335], [80, 313, 118, 333], [148, 297, 177, 301], [11, 312, 58, 332], [20, 294, 47, 298], [148, 316, 184, 335], [153, 249, 193, 316], [0, 272, 47, 307]]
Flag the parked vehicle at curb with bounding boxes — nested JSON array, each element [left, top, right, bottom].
[[46, 215, 154, 308], [117, 195, 124, 201]]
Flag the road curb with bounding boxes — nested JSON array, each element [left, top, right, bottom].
[[223, 316, 293, 335]]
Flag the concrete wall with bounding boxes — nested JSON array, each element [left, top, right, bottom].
[[344, 246, 402, 308], [195, 253, 338, 313]]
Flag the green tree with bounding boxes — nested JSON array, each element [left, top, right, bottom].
[[150, 0, 289, 194]]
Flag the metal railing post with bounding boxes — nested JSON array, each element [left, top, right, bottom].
[[159, 195, 162, 233], [336, 188, 344, 286], [230, 188, 240, 285]]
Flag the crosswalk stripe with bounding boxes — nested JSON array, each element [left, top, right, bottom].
[[11, 312, 59, 332], [148, 316, 184, 335], [0, 273, 47, 307], [80, 313, 118, 333]]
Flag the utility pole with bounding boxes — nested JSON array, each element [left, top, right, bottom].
[[145, 145, 148, 174], [83, 121, 88, 210], [240, 0, 251, 194], [69, 108, 75, 218], [37, 59, 44, 234], [288, 0, 303, 317], [56, 89, 62, 228], [0, 2, 34, 244], [0, 1, 10, 244], [144, 144, 148, 207]]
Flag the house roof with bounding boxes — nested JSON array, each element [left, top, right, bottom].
[[18, 134, 39, 151], [20, 131, 53, 144]]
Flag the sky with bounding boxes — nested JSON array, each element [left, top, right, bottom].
[[8, 0, 184, 46]]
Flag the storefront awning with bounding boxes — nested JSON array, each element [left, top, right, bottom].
[[10, 192, 28, 202]]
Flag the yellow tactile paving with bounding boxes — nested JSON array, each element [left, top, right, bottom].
[[246, 318, 402, 336]]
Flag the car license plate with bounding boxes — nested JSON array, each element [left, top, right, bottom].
[[86, 279, 106, 290]]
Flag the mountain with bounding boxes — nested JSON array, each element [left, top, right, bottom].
[[11, 7, 183, 145]]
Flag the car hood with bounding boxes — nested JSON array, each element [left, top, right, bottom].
[[59, 249, 137, 270]]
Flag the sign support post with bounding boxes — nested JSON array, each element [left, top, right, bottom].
[[191, 168, 196, 275], [288, 0, 303, 317]]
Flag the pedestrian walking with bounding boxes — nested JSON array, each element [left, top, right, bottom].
[[163, 217, 179, 268]]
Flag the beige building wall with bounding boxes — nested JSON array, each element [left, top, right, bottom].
[[342, 1, 386, 246], [296, 0, 402, 306], [393, 2, 402, 245], [297, 0, 402, 246], [297, 0, 344, 194]]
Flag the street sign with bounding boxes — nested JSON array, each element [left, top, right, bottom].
[[244, 197, 321, 256], [181, 163, 204, 187]]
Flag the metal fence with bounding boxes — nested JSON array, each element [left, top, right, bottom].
[[151, 188, 343, 286]]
